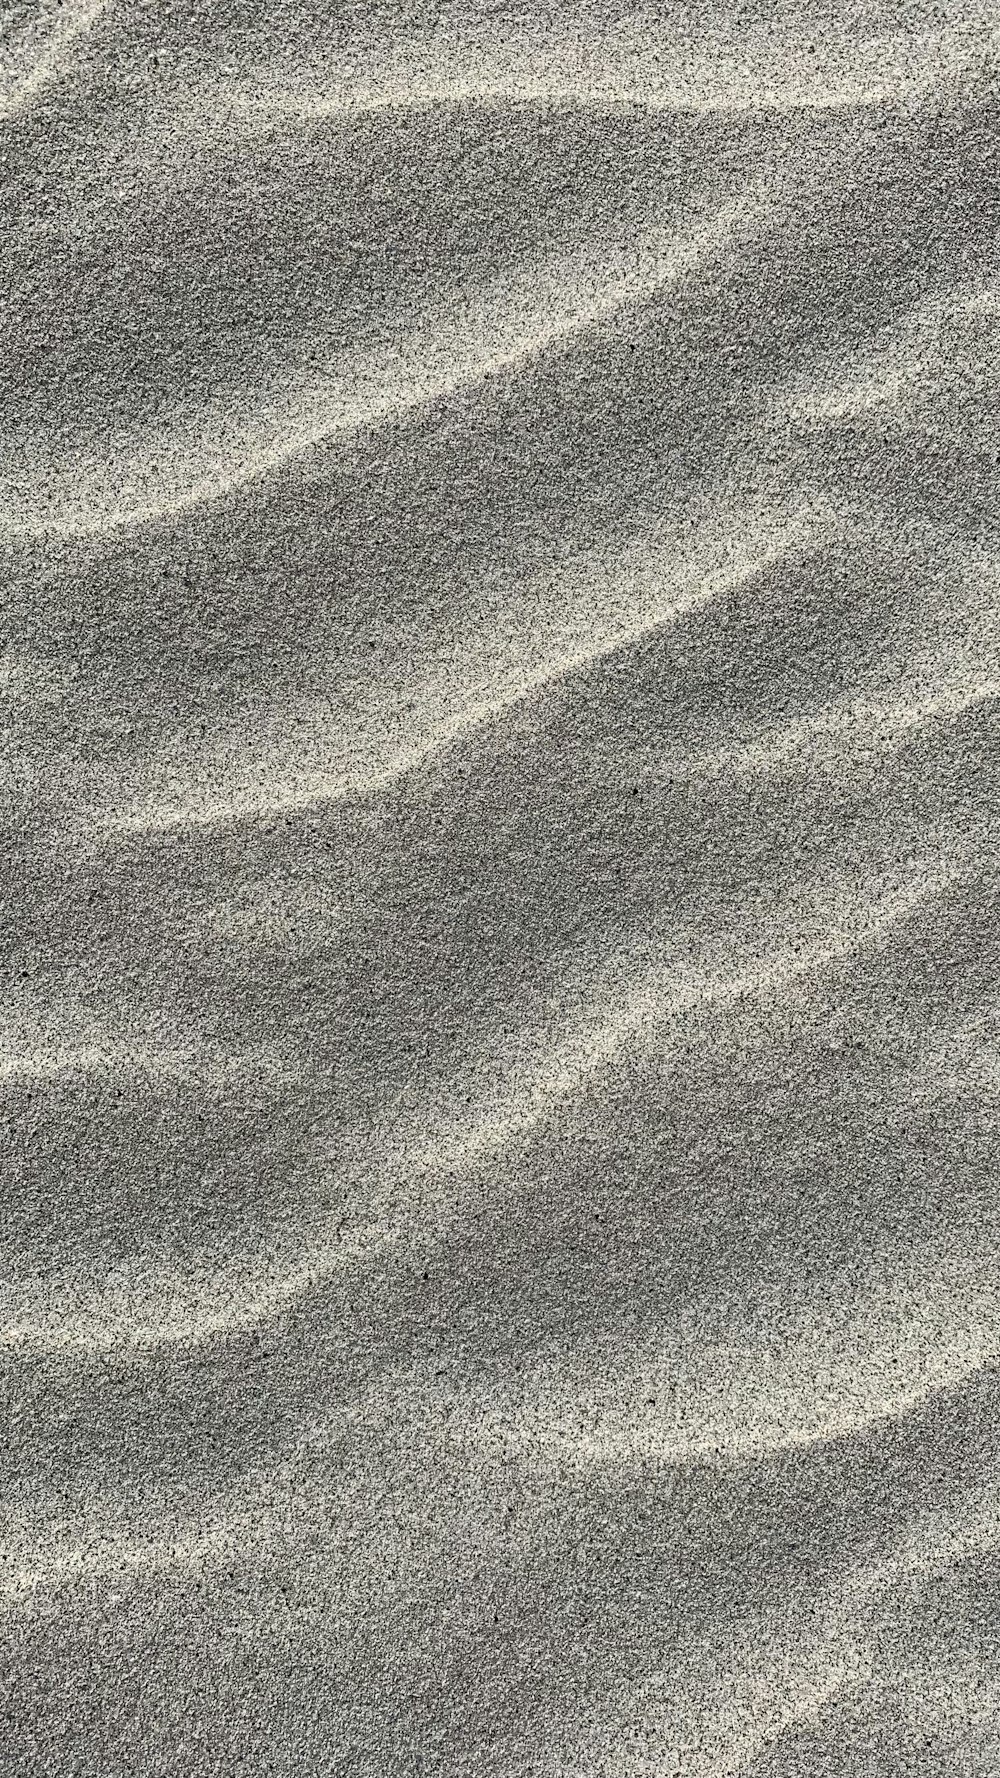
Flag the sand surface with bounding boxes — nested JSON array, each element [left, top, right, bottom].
[[3, 2, 1000, 1773]]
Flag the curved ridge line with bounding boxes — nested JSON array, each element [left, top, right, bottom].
[[771, 276, 1000, 428], [0, 165, 798, 542], [221, 21, 993, 128], [100, 511, 831, 836], [0, 1038, 299, 1089], [407, 857, 964, 1181], [0, 860, 962, 1358], [99, 528, 998, 841], [664, 676, 1000, 783], [0, 0, 105, 122], [37, 56, 962, 259], [0, 993, 302, 1089], [0, 1517, 246, 1609], [222, 70, 942, 126], [476, 1242, 1000, 1478], [498, 1346, 1000, 1471], [589, 1485, 1000, 1778]]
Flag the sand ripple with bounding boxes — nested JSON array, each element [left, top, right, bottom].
[[3, 4, 999, 1773]]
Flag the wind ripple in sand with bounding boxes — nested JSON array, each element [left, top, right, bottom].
[[0, 0, 105, 122], [472, 1241, 1000, 1468], [97, 493, 837, 834], [4, 6, 1000, 1774], [577, 1484, 1000, 1778], [0, 847, 970, 1357], [0, 161, 800, 540], [218, 7, 1000, 122]]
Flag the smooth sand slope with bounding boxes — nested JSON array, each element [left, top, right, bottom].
[[2, 2, 1000, 1773]]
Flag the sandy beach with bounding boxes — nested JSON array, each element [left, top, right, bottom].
[[2, 2, 1000, 1772]]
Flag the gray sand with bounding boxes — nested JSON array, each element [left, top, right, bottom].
[[2, 2, 1000, 1773]]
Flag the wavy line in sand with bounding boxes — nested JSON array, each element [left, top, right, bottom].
[[773, 277, 1000, 430], [0, 995, 299, 1091], [9, 10, 977, 222], [0, 854, 967, 1358], [98, 651, 1000, 852], [97, 496, 838, 836], [472, 1246, 1000, 1474], [0, 1441, 484, 1611], [6, 1383, 998, 1778], [406, 850, 968, 1179], [0, 159, 812, 541], [0, 1040, 295, 1090], [35, 26, 980, 264], [225, 15, 995, 122], [0, 1516, 247, 1611], [5, 1347, 997, 1635], [653, 675, 1000, 786], [580, 1483, 1000, 1778], [94, 511, 1000, 842], [0, 0, 104, 121]]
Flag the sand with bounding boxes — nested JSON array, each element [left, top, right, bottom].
[[2, 1, 1000, 1772]]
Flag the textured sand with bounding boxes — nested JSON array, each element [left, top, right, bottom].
[[3, 2, 1000, 1773]]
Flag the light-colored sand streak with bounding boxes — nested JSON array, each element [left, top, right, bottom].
[[91, 506, 1000, 840], [226, 14, 997, 122], [0, 0, 105, 122], [774, 277, 1000, 430], [579, 1484, 1000, 1777], [0, 1513, 249, 1612], [0, 853, 968, 1359], [0, 158, 817, 540], [4, 1382, 998, 1778], [0, 1037, 297, 1090], [96, 497, 836, 835], [471, 1243, 1000, 1471], [651, 676, 1000, 786], [0, 992, 301, 1092]]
